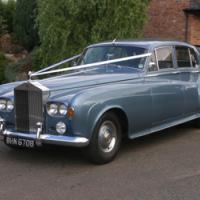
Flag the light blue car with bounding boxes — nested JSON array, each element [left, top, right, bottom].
[[0, 40, 200, 164]]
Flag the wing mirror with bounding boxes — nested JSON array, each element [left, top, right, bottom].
[[149, 62, 156, 67], [148, 61, 157, 71]]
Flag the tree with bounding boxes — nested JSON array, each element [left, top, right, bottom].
[[0, 15, 7, 35], [0, 0, 16, 33], [13, 0, 38, 50], [35, 0, 149, 69], [0, 53, 7, 83]]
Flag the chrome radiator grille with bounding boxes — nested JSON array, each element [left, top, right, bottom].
[[14, 82, 46, 133]]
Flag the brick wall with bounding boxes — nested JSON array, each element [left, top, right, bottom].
[[144, 0, 190, 41], [188, 14, 200, 45], [191, 0, 200, 8]]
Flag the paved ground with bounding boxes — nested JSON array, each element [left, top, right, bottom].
[[0, 123, 200, 200]]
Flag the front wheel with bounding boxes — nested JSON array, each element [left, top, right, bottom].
[[87, 112, 122, 164], [193, 118, 200, 128]]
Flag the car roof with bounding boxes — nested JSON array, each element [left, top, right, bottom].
[[88, 39, 195, 50]]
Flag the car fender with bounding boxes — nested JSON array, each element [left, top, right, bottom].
[[87, 103, 128, 139]]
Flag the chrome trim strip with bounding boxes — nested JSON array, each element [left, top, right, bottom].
[[130, 113, 200, 139], [145, 73, 162, 77], [145, 69, 200, 77], [0, 130, 89, 147], [191, 71, 199, 73]]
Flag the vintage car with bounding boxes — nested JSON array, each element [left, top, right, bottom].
[[0, 40, 200, 164]]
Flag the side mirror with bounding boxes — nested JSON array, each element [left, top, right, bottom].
[[148, 61, 157, 72], [149, 62, 156, 67]]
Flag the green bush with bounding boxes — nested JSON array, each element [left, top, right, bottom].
[[4, 56, 32, 82], [34, 0, 149, 69], [0, 53, 7, 83], [31, 47, 43, 71], [13, 0, 38, 50]]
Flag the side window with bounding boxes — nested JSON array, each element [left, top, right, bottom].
[[175, 46, 191, 68], [156, 47, 174, 70], [189, 48, 199, 67], [149, 51, 158, 72]]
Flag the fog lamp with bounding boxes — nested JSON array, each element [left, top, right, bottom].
[[56, 122, 66, 135]]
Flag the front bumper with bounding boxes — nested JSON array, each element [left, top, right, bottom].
[[0, 120, 89, 148]]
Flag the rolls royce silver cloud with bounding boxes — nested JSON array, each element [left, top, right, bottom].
[[0, 40, 200, 164]]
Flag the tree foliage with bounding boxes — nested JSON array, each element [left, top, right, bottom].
[[13, 0, 38, 50], [0, 15, 7, 35], [0, 0, 16, 33], [0, 53, 7, 83], [35, 0, 149, 69]]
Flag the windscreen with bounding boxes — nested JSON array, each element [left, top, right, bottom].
[[78, 45, 147, 70], [32, 45, 148, 79]]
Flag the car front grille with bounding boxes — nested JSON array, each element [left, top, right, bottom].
[[14, 82, 44, 133]]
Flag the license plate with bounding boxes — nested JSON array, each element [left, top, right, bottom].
[[5, 137, 35, 148]]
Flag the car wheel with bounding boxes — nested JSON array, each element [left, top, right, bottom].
[[194, 118, 200, 128], [87, 112, 122, 164]]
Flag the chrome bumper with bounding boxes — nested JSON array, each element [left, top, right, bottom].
[[0, 120, 89, 147]]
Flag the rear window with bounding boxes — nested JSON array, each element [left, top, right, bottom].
[[175, 46, 199, 68], [175, 47, 191, 68]]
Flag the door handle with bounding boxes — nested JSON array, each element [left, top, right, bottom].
[[171, 71, 179, 74]]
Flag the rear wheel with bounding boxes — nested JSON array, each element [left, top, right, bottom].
[[87, 112, 122, 164]]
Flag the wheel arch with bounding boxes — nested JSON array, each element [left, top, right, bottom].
[[89, 106, 129, 139]]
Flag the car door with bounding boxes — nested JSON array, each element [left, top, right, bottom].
[[175, 46, 200, 115], [145, 46, 184, 126]]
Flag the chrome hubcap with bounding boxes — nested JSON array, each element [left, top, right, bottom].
[[98, 121, 117, 153]]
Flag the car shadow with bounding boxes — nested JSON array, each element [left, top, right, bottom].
[[4, 145, 89, 167], [2, 122, 197, 166], [120, 121, 196, 154]]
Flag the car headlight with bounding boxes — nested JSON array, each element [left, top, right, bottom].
[[59, 104, 67, 115], [47, 103, 68, 117], [7, 100, 14, 112], [47, 103, 58, 116], [0, 99, 14, 112], [56, 122, 67, 135], [0, 99, 6, 111]]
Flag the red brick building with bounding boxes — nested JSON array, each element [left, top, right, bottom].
[[144, 0, 200, 46]]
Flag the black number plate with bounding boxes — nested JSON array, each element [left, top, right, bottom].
[[5, 136, 35, 148]]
